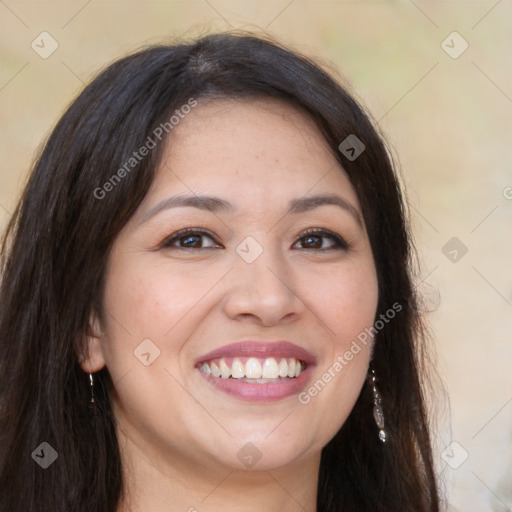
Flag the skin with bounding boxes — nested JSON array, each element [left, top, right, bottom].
[[81, 98, 379, 512]]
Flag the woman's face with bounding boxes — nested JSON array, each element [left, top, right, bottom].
[[84, 98, 378, 474]]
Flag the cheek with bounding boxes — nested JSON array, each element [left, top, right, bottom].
[[100, 258, 229, 361], [98, 260, 222, 435], [295, 256, 377, 429], [301, 256, 378, 346]]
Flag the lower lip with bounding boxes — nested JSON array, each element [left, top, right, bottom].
[[197, 365, 314, 403]]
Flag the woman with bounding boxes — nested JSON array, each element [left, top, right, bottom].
[[0, 32, 441, 511]]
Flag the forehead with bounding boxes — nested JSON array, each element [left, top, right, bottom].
[[143, 98, 359, 212]]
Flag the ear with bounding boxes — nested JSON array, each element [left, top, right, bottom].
[[78, 309, 106, 373]]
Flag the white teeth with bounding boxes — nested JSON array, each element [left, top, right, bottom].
[[287, 358, 296, 378], [262, 358, 279, 379], [210, 361, 221, 378], [245, 357, 262, 378], [219, 358, 231, 379], [200, 356, 305, 380], [239, 377, 280, 383], [278, 359, 289, 378], [201, 363, 211, 375], [231, 358, 245, 379]]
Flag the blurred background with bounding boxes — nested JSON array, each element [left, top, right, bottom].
[[1, 1, 510, 510]]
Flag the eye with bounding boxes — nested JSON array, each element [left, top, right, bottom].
[[293, 228, 348, 251], [161, 228, 221, 249]]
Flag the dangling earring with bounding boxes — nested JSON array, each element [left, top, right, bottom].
[[369, 367, 386, 443], [88, 373, 95, 405]]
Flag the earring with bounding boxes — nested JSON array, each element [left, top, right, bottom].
[[89, 373, 95, 405], [369, 367, 386, 443]]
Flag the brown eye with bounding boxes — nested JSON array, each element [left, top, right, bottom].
[[294, 229, 348, 251], [162, 229, 221, 249], [299, 235, 324, 249]]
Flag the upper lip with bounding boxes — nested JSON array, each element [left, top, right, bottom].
[[195, 340, 317, 366]]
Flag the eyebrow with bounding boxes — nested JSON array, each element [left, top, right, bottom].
[[139, 193, 363, 227], [288, 194, 362, 226], [139, 195, 234, 225]]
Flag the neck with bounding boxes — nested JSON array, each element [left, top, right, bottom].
[[116, 428, 319, 512]]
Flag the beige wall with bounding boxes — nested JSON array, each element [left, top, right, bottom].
[[1, 1, 511, 510]]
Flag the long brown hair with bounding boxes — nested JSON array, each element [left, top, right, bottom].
[[0, 32, 440, 511]]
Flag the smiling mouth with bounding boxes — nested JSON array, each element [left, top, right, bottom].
[[198, 356, 306, 382]]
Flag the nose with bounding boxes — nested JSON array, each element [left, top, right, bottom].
[[222, 244, 304, 327]]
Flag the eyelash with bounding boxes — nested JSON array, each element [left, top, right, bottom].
[[160, 227, 349, 251]]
